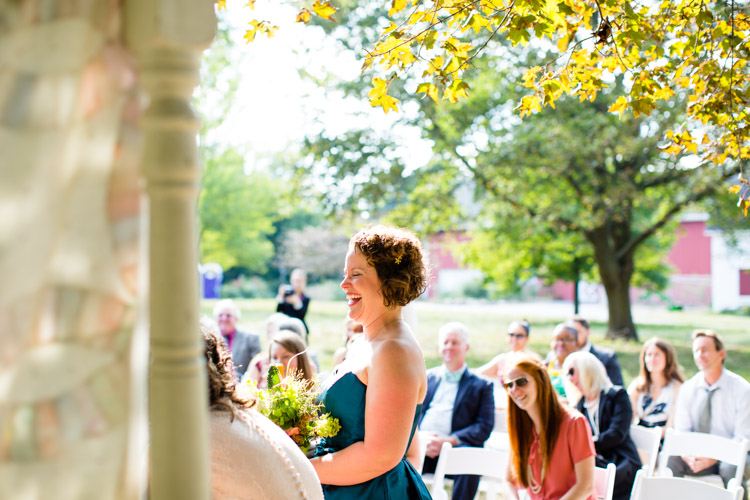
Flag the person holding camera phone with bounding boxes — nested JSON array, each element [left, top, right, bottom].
[[276, 268, 311, 335]]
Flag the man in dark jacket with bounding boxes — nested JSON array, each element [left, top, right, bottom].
[[419, 322, 495, 500], [213, 299, 261, 377], [570, 315, 624, 385]]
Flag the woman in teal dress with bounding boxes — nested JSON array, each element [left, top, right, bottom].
[[310, 225, 432, 499]]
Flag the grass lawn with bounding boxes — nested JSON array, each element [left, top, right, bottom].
[[203, 299, 750, 385]]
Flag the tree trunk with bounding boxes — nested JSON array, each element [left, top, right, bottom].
[[573, 257, 580, 314], [588, 226, 639, 341]]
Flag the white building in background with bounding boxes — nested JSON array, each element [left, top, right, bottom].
[[709, 229, 750, 312]]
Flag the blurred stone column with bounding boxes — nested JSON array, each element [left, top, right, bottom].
[[125, 1, 216, 499], [0, 1, 145, 498]]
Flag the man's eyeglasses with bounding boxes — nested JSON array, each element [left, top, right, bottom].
[[503, 377, 529, 390], [507, 332, 527, 339]]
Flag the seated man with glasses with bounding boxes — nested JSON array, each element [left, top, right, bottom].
[[544, 323, 580, 398]]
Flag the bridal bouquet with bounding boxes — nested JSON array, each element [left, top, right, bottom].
[[250, 364, 341, 453]]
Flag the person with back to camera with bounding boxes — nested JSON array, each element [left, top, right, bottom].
[[504, 354, 596, 500], [564, 351, 641, 500], [309, 225, 431, 499], [627, 337, 684, 437], [202, 320, 323, 500], [277, 268, 311, 334]]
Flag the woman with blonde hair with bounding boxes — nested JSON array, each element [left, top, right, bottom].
[[563, 351, 641, 500], [627, 337, 683, 435], [504, 354, 595, 500]]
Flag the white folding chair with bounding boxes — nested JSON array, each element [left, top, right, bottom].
[[517, 463, 613, 500], [657, 428, 749, 488], [430, 442, 509, 500], [594, 462, 616, 500], [630, 468, 743, 500], [629, 425, 662, 476]]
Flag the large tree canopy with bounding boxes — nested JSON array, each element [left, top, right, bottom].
[[229, 0, 750, 214], [299, 39, 739, 339]]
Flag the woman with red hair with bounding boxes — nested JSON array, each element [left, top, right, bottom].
[[504, 355, 596, 500]]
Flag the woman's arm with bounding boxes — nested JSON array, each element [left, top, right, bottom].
[[310, 338, 422, 485], [476, 354, 502, 378], [559, 455, 595, 500]]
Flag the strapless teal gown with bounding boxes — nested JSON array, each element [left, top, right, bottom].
[[314, 371, 432, 499]]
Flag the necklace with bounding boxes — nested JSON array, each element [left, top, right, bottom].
[[527, 463, 544, 494]]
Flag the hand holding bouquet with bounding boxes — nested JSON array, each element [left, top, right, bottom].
[[250, 364, 341, 454]]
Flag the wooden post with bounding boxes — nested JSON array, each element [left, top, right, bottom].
[[125, 2, 216, 499]]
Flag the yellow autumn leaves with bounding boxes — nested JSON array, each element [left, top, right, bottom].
[[217, 0, 337, 44]]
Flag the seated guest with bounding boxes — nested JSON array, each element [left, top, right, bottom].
[[564, 351, 641, 500], [628, 337, 684, 437], [214, 299, 261, 377], [669, 329, 750, 500], [202, 320, 323, 500], [504, 355, 595, 500], [544, 323, 579, 398], [268, 331, 316, 385], [420, 322, 495, 500], [477, 319, 542, 385], [332, 318, 363, 367], [569, 315, 624, 386], [242, 314, 313, 389]]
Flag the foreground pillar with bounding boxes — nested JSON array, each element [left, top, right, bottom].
[[125, 1, 216, 499]]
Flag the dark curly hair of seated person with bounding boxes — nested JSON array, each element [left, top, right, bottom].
[[350, 225, 429, 308], [202, 319, 256, 420]]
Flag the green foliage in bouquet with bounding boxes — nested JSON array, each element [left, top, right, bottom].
[[252, 364, 341, 453]]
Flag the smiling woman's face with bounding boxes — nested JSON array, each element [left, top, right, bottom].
[[340, 248, 384, 327], [270, 342, 298, 374], [505, 366, 538, 413]]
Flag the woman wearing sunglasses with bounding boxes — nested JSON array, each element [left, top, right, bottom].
[[562, 351, 641, 500], [477, 319, 541, 385], [504, 355, 596, 500]]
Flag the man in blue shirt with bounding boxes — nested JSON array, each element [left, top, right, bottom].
[[419, 322, 495, 500]]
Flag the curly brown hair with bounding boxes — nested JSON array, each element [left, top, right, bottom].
[[202, 320, 256, 420], [349, 225, 429, 308]]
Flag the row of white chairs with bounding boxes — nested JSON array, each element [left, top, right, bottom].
[[422, 425, 748, 500]]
